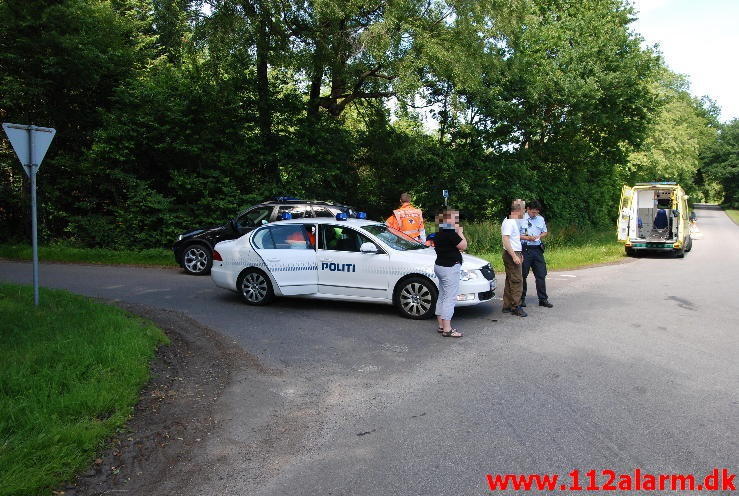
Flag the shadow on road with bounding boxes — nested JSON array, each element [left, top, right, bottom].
[[213, 287, 497, 321], [627, 251, 682, 260]]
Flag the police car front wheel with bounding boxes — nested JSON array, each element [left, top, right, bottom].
[[238, 269, 275, 305], [394, 277, 438, 320]]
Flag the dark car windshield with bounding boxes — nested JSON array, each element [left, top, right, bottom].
[[363, 224, 426, 251]]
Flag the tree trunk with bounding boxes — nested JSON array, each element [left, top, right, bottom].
[[439, 83, 450, 145], [307, 38, 324, 120], [255, 1, 280, 185], [327, 19, 349, 117]]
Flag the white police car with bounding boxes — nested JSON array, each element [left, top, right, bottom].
[[210, 214, 496, 319]]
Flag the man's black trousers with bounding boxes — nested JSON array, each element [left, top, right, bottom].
[[522, 245, 548, 302]]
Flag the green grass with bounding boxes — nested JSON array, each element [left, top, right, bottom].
[[3, 224, 624, 272], [0, 284, 168, 496], [725, 209, 739, 225], [0, 243, 175, 267], [447, 221, 625, 271]]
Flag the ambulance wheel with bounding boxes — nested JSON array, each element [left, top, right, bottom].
[[394, 276, 438, 320], [685, 235, 693, 252], [237, 269, 274, 305]]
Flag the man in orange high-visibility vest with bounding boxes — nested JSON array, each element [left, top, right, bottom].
[[386, 193, 426, 242]]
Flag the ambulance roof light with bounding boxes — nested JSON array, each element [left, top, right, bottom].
[[336, 213, 348, 221]]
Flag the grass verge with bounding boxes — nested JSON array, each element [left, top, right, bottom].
[[725, 209, 739, 225], [0, 243, 175, 267], [458, 222, 625, 271], [0, 284, 168, 496], [2, 223, 624, 272]]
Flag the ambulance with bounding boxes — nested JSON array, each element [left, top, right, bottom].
[[617, 182, 693, 257], [210, 214, 496, 319]]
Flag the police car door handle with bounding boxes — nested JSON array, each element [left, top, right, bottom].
[[266, 257, 280, 262]]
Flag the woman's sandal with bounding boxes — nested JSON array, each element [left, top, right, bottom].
[[441, 328, 463, 338], [437, 327, 444, 333]]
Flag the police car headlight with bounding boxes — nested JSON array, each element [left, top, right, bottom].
[[460, 269, 481, 281], [177, 234, 184, 241]]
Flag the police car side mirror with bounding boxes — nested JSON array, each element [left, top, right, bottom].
[[360, 242, 379, 254]]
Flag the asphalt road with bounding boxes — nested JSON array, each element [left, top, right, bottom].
[[2, 205, 737, 496]]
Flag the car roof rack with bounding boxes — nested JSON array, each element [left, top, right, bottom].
[[635, 182, 677, 185], [263, 199, 350, 207]]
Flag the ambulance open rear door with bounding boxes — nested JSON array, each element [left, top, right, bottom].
[[617, 185, 633, 242]]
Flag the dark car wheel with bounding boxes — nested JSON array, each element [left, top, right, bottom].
[[394, 276, 438, 320], [182, 245, 212, 275], [238, 269, 274, 305]]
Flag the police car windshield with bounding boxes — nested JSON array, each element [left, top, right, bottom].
[[363, 225, 426, 251]]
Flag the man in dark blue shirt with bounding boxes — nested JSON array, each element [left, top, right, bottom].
[[520, 201, 553, 308]]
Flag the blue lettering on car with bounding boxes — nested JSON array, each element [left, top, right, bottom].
[[321, 262, 357, 272]]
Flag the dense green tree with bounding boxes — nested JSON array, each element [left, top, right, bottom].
[[701, 120, 739, 207], [72, 58, 266, 246], [153, 0, 195, 64], [418, 0, 662, 224], [0, 0, 153, 240], [625, 71, 718, 198]]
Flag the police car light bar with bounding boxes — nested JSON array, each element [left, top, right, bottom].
[[336, 213, 348, 221], [356, 212, 367, 219], [278, 212, 292, 220]]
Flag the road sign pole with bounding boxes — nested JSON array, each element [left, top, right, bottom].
[[28, 127, 40, 305], [30, 164, 39, 305], [3, 122, 56, 306]]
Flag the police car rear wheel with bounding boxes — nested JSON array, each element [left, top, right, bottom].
[[395, 277, 437, 320], [238, 270, 274, 305]]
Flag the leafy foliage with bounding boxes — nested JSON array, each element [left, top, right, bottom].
[[0, 0, 152, 241], [701, 119, 739, 207], [625, 70, 719, 200], [0, 0, 724, 248]]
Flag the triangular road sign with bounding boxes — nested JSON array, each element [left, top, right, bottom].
[[2, 123, 56, 177]]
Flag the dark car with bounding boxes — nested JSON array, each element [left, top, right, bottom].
[[173, 198, 356, 275]]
